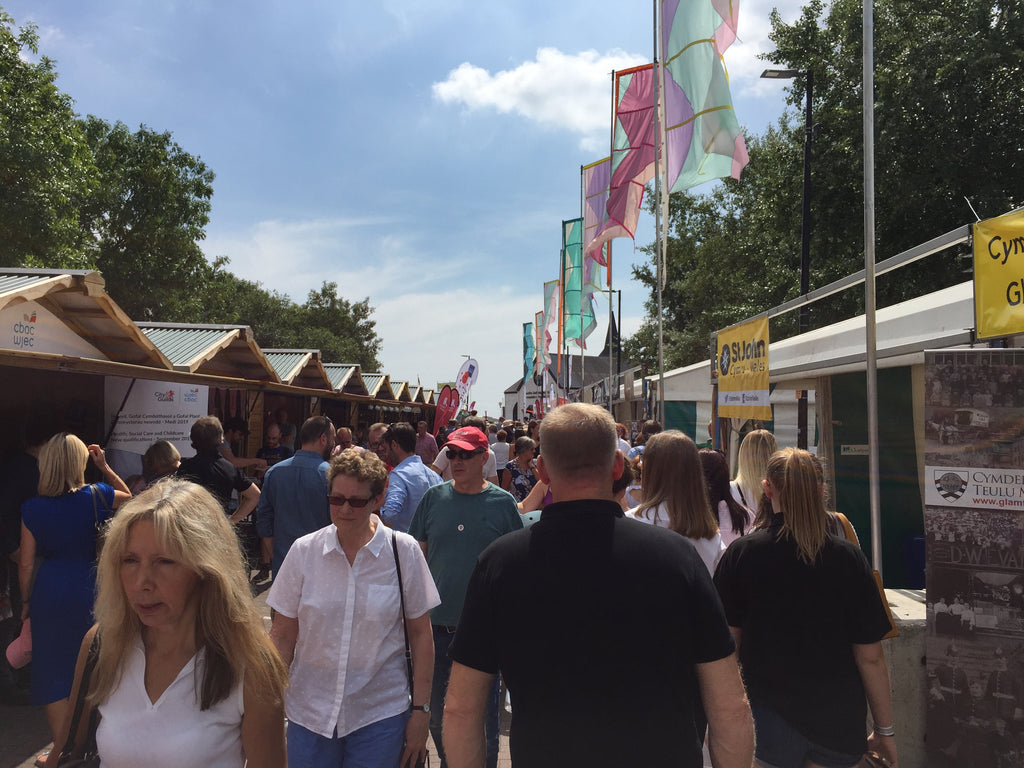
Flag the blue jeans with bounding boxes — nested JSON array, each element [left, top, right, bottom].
[[749, 698, 861, 768], [430, 625, 499, 768], [287, 711, 409, 768]]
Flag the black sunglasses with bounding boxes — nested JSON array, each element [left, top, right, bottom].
[[448, 448, 484, 461], [327, 494, 373, 508]]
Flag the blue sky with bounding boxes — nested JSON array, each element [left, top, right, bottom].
[[9, 0, 807, 415]]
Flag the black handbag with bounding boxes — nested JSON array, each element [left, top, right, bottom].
[[392, 533, 429, 768], [55, 633, 101, 767]]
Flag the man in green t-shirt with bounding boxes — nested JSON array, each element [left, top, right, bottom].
[[409, 426, 522, 768]]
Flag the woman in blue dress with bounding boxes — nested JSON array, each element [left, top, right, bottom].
[[18, 433, 131, 749]]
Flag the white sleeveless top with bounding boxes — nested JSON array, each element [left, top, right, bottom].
[[97, 641, 245, 768]]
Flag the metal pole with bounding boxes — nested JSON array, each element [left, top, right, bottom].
[[653, 0, 665, 425], [863, 0, 882, 574], [798, 71, 813, 449]]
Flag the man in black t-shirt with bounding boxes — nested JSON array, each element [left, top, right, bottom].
[[442, 403, 753, 768], [177, 416, 260, 523]]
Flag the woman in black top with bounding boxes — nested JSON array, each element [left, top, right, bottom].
[[714, 448, 898, 768]]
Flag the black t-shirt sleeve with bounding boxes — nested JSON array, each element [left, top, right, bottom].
[[451, 554, 500, 674], [687, 553, 736, 663], [232, 466, 253, 494], [845, 546, 893, 644]]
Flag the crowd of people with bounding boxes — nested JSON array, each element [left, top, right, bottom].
[[0, 404, 900, 768]]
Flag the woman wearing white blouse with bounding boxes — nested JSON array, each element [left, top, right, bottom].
[[269, 448, 440, 768]]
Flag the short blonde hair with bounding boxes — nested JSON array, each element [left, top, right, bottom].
[[37, 432, 88, 497], [328, 448, 389, 496], [91, 480, 287, 709], [538, 404, 616, 480], [142, 440, 181, 477]]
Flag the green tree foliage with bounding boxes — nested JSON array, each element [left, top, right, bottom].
[[0, 12, 96, 267], [629, 0, 1024, 373], [82, 116, 220, 321], [203, 275, 382, 370], [298, 282, 382, 370], [0, 5, 383, 370]]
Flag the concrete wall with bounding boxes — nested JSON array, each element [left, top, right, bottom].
[[883, 588, 927, 768]]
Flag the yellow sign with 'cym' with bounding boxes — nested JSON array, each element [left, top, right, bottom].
[[974, 209, 1024, 340]]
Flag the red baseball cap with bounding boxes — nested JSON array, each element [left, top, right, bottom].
[[445, 427, 488, 452]]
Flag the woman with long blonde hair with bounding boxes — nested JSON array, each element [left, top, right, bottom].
[[628, 431, 724, 574], [50, 480, 287, 767], [731, 429, 777, 516], [714, 449, 898, 768]]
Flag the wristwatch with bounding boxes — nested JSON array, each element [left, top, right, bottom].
[[412, 703, 430, 713]]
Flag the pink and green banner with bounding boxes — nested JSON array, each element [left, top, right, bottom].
[[584, 64, 656, 256], [540, 281, 558, 371], [582, 157, 611, 274], [661, 0, 748, 192]]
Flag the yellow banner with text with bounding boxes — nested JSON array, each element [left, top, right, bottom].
[[974, 209, 1024, 340], [716, 315, 771, 419]]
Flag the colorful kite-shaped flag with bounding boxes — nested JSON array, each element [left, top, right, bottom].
[[582, 157, 612, 271], [523, 322, 535, 382], [661, 0, 748, 192], [585, 64, 656, 256]]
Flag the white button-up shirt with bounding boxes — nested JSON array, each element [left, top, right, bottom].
[[267, 518, 440, 738]]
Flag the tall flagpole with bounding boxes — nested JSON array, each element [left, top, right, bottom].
[[652, 0, 665, 425], [608, 73, 617, 416], [863, 0, 882, 574]]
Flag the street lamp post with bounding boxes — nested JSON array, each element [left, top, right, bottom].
[[761, 67, 813, 450]]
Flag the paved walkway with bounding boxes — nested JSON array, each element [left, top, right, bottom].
[[0, 577, 513, 768]]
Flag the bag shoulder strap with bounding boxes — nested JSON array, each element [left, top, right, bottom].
[[733, 481, 748, 508], [833, 511, 859, 546], [391, 532, 415, 696], [58, 632, 101, 761]]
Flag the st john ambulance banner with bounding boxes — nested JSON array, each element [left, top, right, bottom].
[[716, 315, 770, 419], [974, 209, 1024, 339]]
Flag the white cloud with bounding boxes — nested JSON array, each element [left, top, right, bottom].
[[204, 216, 452, 303], [727, 0, 815, 99], [432, 47, 648, 151], [374, 286, 539, 411]]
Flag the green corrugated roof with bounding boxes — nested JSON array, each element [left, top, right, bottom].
[[362, 373, 385, 396], [323, 363, 359, 390], [0, 274, 59, 297], [264, 351, 307, 382], [140, 326, 234, 367]]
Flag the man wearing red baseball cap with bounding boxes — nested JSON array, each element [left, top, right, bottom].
[[430, 417, 498, 486], [409, 426, 521, 768]]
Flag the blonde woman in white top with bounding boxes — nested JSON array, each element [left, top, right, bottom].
[[50, 480, 287, 768], [730, 429, 777, 513], [628, 431, 725, 574]]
